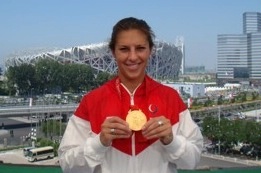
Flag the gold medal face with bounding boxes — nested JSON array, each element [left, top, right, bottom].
[[126, 109, 147, 131]]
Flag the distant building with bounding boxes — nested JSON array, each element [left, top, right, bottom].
[[175, 36, 185, 75], [162, 82, 205, 98], [185, 65, 205, 74], [217, 12, 261, 86]]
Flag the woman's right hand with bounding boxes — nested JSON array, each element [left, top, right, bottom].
[[100, 116, 132, 146]]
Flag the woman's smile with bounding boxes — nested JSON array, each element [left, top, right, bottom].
[[125, 62, 141, 71]]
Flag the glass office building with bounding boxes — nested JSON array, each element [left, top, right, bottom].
[[217, 34, 248, 79], [249, 32, 261, 79], [243, 12, 261, 34], [217, 12, 261, 86]]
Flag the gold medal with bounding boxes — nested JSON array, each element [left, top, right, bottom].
[[126, 109, 147, 131]]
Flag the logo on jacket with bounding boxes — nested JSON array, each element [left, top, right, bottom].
[[148, 104, 158, 114]]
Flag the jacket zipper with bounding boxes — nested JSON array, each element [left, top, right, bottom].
[[120, 84, 137, 154], [129, 93, 136, 156], [130, 93, 138, 173]]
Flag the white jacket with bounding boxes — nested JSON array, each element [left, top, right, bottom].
[[58, 77, 203, 173], [58, 110, 203, 173]]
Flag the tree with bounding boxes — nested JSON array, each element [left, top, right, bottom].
[[232, 119, 246, 143], [202, 116, 219, 142], [95, 71, 114, 87], [5, 66, 17, 95], [35, 58, 63, 94], [204, 97, 214, 107], [202, 116, 261, 147], [41, 119, 66, 137], [252, 92, 259, 100], [219, 118, 234, 145], [5, 64, 36, 96], [0, 67, 5, 95], [15, 64, 36, 95], [217, 95, 224, 105], [245, 121, 261, 145], [4, 58, 110, 95], [63, 63, 94, 92]]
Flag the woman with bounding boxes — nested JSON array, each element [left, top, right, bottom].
[[58, 17, 203, 173]]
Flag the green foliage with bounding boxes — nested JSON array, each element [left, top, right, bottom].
[[233, 119, 246, 142], [245, 120, 261, 145], [4, 58, 113, 95], [39, 120, 66, 157], [5, 66, 21, 95], [95, 71, 115, 87], [202, 116, 219, 141], [202, 116, 261, 146], [14, 64, 36, 95], [35, 59, 62, 93], [204, 97, 214, 107], [41, 120, 66, 137], [63, 63, 94, 92], [217, 95, 223, 105], [0, 67, 8, 94], [252, 91, 259, 100]]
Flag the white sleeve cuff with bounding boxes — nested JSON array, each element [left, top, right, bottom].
[[163, 135, 186, 158], [84, 133, 110, 161]]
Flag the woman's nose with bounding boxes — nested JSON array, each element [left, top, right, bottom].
[[128, 49, 138, 60]]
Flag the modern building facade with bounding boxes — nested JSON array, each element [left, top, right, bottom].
[[217, 12, 261, 86], [162, 82, 205, 98], [5, 41, 183, 80], [243, 12, 261, 34]]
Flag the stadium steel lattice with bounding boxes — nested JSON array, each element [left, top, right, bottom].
[[5, 41, 183, 80]]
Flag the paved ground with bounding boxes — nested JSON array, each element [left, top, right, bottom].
[[0, 116, 55, 146], [0, 149, 59, 166], [1, 116, 261, 169], [199, 153, 261, 169], [244, 109, 261, 121], [0, 148, 261, 169]]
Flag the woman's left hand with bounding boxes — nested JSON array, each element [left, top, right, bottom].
[[142, 116, 173, 145]]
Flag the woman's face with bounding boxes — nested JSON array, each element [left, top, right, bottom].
[[112, 29, 152, 82]]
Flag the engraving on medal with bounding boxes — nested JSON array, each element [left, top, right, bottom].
[[126, 109, 147, 131]]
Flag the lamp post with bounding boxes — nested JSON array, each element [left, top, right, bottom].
[[31, 88, 37, 145], [218, 106, 221, 155], [29, 88, 34, 146], [59, 103, 62, 138]]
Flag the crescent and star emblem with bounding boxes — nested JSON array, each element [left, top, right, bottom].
[[148, 104, 158, 114]]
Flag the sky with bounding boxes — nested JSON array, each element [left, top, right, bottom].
[[0, 0, 260, 71]]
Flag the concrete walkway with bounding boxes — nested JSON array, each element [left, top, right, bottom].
[[202, 153, 261, 167]]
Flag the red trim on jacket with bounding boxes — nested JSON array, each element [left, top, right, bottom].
[[74, 75, 187, 156]]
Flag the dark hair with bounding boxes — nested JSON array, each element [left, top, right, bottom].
[[109, 17, 155, 51]]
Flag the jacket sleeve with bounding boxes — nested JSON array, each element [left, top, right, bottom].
[[162, 109, 203, 169], [58, 115, 109, 173]]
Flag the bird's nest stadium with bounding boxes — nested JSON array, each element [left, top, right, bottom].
[[5, 41, 183, 80]]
